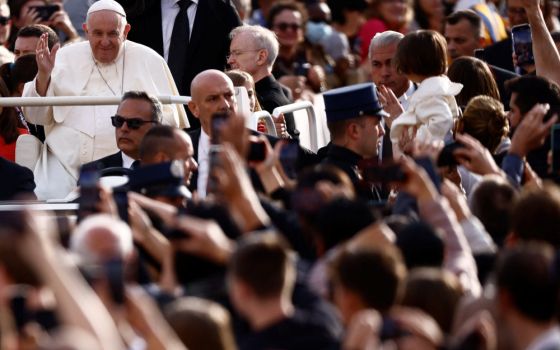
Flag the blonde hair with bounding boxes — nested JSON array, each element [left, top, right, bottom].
[[459, 95, 509, 153]]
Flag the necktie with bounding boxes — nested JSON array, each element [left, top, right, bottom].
[[131, 160, 140, 169], [168, 0, 192, 85]]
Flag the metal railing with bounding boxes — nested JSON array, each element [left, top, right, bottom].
[[273, 101, 318, 151], [248, 111, 278, 137], [0, 95, 191, 106]]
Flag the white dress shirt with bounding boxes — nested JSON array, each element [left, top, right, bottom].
[[121, 152, 136, 169], [196, 129, 210, 198], [161, 0, 199, 62], [526, 326, 560, 350]]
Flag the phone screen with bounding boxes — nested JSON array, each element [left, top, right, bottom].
[[279, 139, 299, 178], [512, 24, 534, 67], [248, 140, 266, 162], [474, 49, 486, 62], [210, 112, 230, 144], [78, 166, 100, 216], [113, 190, 128, 224]]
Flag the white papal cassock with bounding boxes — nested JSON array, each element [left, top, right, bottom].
[[21, 40, 189, 200]]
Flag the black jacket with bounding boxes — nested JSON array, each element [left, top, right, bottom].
[[0, 157, 36, 200], [320, 143, 382, 202], [255, 75, 299, 139], [82, 151, 123, 170]]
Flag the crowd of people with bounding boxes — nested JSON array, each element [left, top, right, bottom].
[[0, 0, 560, 349]]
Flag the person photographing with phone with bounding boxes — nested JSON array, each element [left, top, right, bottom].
[[8, 0, 80, 48]]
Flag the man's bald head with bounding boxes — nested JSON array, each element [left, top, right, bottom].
[[188, 70, 237, 135], [190, 70, 234, 99]]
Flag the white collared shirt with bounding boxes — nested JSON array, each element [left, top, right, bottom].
[[197, 129, 210, 198], [161, 0, 199, 62], [121, 152, 136, 169], [398, 81, 416, 110], [526, 326, 560, 350]]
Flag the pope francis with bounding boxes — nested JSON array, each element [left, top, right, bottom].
[[21, 0, 189, 200]]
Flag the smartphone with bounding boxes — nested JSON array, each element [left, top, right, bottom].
[[279, 139, 299, 179], [113, 189, 128, 224], [104, 259, 125, 305], [380, 317, 408, 341], [206, 144, 223, 194], [210, 112, 230, 144], [474, 48, 486, 62], [247, 139, 266, 162], [512, 24, 534, 67], [437, 141, 466, 167], [551, 124, 560, 173], [78, 165, 100, 216], [294, 62, 311, 77], [30, 5, 59, 21], [359, 159, 407, 183]]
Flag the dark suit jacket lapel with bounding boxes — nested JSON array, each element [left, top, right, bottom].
[[141, 0, 165, 55], [187, 128, 201, 162], [107, 151, 124, 168], [186, 128, 201, 192]]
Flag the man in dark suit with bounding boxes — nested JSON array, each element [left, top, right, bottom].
[[119, 0, 242, 129], [84, 91, 162, 171], [0, 157, 36, 200], [445, 11, 518, 107]]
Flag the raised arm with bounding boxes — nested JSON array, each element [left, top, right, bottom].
[[523, 0, 560, 85], [35, 33, 59, 97]]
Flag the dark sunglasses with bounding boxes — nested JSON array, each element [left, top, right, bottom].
[[111, 115, 156, 130], [0, 16, 9, 26], [274, 22, 301, 31]]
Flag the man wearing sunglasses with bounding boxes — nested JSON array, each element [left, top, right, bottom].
[[84, 91, 162, 171]]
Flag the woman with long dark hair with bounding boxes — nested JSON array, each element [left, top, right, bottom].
[[0, 74, 27, 161]]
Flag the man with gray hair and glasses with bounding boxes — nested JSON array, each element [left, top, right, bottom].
[[228, 25, 297, 139], [368, 30, 415, 161]]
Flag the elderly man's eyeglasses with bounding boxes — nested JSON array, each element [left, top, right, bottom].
[[0, 16, 10, 26], [111, 115, 156, 130], [226, 49, 262, 60]]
